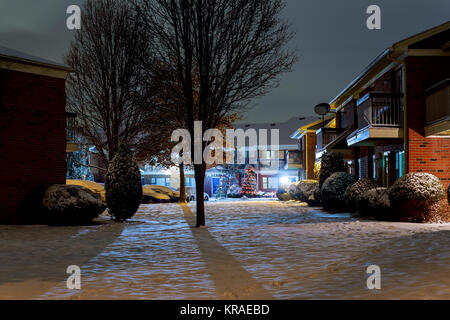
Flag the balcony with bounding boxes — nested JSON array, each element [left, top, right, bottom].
[[425, 79, 450, 137], [316, 128, 346, 150], [357, 92, 403, 128], [66, 112, 78, 153], [347, 92, 404, 147]]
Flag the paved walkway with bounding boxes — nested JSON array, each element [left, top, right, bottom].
[[0, 201, 449, 299]]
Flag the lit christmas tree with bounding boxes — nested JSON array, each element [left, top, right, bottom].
[[242, 165, 257, 197]]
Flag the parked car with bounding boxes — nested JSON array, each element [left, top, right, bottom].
[[184, 186, 209, 202], [66, 179, 106, 202], [143, 185, 180, 203], [142, 185, 171, 203]]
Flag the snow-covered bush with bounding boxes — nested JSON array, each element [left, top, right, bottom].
[[321, 172, 356, 212], [425, 199, 450, 223], [389, 173, 446, 222], [313, 184, 322, 205], [344, 178, 379, 213], [307, 184, 321, 206], [105, 145, 143, 221], [276, 187, 291, 201], [357, 187, 391, 219], [41, 185, 106, 225], [227, 184, 242, 198], [288, 182, 301, 200], [318, 152, 346, 188], [296, 180, 319, 203]]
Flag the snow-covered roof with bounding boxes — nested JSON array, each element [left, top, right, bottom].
[[0, 45, 73, 72], [234, 116, 320, 146]]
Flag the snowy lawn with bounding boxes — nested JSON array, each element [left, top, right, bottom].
[[0, 200, 449, 299]]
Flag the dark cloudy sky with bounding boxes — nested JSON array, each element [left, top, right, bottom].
[[0, 0, 448, 123]]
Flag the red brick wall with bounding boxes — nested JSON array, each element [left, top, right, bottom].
[[0, 69, 67, 224], [405, 56, 450, 189]]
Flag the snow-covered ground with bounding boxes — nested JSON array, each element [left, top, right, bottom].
[[0, 200, 449, 300]]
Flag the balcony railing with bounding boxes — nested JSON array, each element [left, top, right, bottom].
[[316, 128, 346, 150], [426, 79, 449, 126], [259, 159, 286, 169], [356, 92, 403, 128]]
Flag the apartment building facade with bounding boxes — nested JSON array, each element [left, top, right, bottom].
[[294, 22, 450, 188]]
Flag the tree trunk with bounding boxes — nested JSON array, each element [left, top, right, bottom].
[[194, 163, 206, 227], [179, 163, 187, 203]]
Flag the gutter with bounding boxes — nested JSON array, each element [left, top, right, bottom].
[[0, 54, 74, 72]]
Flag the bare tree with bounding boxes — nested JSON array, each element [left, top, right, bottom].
[[65, 0, 154, 165], [137, 0, 297, 226]]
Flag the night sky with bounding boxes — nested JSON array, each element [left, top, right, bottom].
[[0, 0, 448, 123]]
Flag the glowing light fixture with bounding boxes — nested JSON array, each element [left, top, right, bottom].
[[280, 176, 290, 186]]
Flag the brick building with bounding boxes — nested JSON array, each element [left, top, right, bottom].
[[0, 46, 72, 224], [294, 21, 450, 189]]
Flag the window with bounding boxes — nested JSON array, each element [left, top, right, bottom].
[[358, 158, 362, 179], [288, 151, 301, 164], [347, 160, 354, 176], [395, 151, 405, 180], [262, 177, 268, 189], [373, 155, 377, 180], [262, 176, 279, 189], [185, 177, 195, 187]]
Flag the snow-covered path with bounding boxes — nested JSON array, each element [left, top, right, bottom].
[[0, 201, 449, 299]]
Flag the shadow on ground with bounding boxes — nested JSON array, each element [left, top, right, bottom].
[[180, 204, 273, 300], [0, 217, 125, 299]]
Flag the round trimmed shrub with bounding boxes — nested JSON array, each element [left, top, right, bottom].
[[321, 172, 356, 212], [389, 173, 446, 222], [357, 187, 391, 219], [318, 152, 346, 189], [307, 184, 321, 206], [296, 180, 319, 203], [42, 185, 106, 225], [105, 145, 143, 221], [276, 187, 291, 201], [288, 182, 301, 200], [313, 184, 322, 205], [344, 178, 379, 213]]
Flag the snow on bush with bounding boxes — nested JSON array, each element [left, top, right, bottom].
[[276, 187, 291, 201], [295, 180, 319, 204], [105, 145, 143, 221], [41, 184, 106, 225], [313, 184, 322, 205], [357, 187, 391, 219], [288, 182, 301, 200], [318, 152, 346, 189], [389, 173, 447, 222], [321, 172, 355, 212], [344, 178, 379, 213], [308, 184, 321, 206], [227, 184, 243, 198]]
